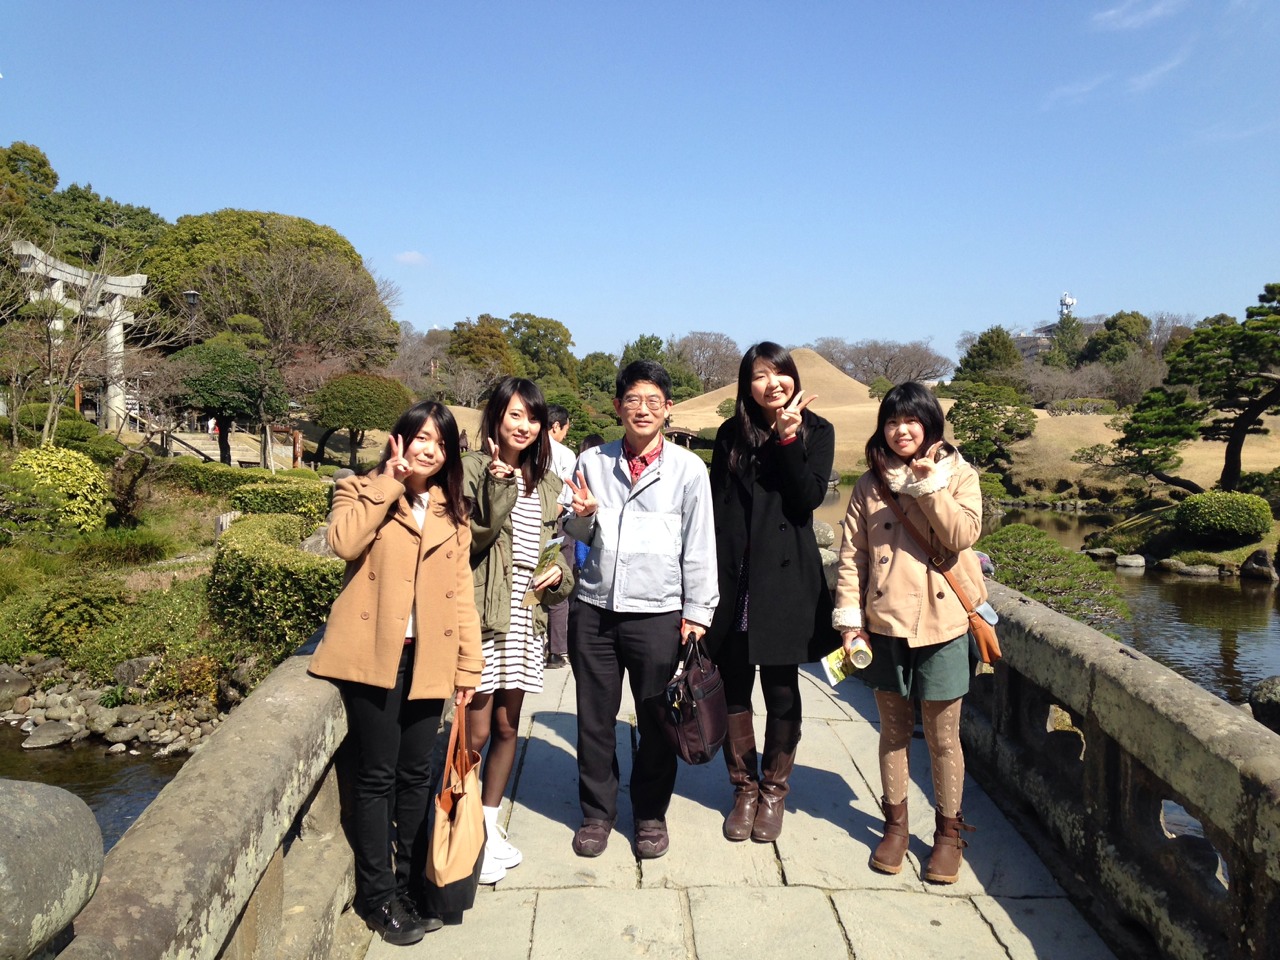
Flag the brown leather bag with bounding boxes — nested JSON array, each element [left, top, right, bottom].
[[427, 706, 485, 887], [878, 482, 1002, 664]]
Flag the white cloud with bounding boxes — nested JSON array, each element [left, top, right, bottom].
[[1128, 48, 1191, 93], [394, 250, 429, 266], [1092, 0, 1186, 31], [1042, 74, 1112, 110]]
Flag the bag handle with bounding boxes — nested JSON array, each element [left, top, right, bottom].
[[668, 633, 705, 684], [876, 481, 982, 619], [439, 702, 472, 798]]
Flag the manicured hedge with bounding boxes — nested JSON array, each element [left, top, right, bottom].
[[207, 514, 343, 662], [1046, 398, 1118, 416], [230, 480, 332, 527], [977, 471, 1007, 500], [155, 456, 326, 496], [1174, 491, 1273, 546]]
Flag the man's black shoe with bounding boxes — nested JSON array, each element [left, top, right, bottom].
[[365, 898, 426, 946]]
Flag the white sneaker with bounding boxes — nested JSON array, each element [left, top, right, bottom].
[[478, 845, 507, 884], [486, 821, 523, 868]]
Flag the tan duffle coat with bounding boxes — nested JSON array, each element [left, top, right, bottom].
[[308, 473, 484, 697], [832, 451, 986, 648]]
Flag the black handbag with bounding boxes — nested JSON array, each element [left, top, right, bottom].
[[658, 636, 728, 764]]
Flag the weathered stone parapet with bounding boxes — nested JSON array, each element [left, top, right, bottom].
[[0, 780, 102, 960], [55, 654, 354, 960], [965, 582, 1280, 960]]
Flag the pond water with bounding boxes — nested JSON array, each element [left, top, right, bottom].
[[0, 720, 187, 851], [816, 487, 1280, 705]]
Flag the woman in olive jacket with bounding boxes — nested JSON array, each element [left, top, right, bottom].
[[704, 342, 839, 843], [832, 381, 986, 885], [309, 401, 481, 946]]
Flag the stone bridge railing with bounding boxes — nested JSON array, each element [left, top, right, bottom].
[[4, 584, 1278, 959], [965, 582, 1280, 960]]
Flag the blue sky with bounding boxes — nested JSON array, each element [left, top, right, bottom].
[[3, 1, 1277, 362]]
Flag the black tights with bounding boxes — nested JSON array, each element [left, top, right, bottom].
[[716, 632, 801, 721]]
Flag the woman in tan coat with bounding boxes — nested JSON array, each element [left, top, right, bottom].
[[832, 382, 986, 885], [309, 401, 482, 947]]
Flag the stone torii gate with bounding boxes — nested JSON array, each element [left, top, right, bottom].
[[11, 240, 147, 433]]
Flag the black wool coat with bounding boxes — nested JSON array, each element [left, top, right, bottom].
[[704, 409, 841, 666]]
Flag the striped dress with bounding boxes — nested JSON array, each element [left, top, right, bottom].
[[478, 472, 545, 694]]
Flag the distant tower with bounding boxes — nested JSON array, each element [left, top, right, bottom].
[[1059, 292, 1077, 321]]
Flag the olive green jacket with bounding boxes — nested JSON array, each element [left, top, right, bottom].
[[461, 452, 574, 636]]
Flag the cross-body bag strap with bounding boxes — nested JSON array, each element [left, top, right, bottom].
[[877, 481, 980, 618]]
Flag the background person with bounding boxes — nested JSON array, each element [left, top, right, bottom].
[[308, 401, 480, 946], [831, 381, 984, 884], [462, 377, 574, 884], [544, 403, 577, 668], [704, 342, 838, 843], [563, 360, 718, 860]]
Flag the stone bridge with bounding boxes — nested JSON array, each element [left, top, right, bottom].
[[3, 583, 1278, 960]]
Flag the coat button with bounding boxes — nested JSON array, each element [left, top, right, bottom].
[[447, 550, 454, 558], [778, 523, 786, 531], [360, 612, 370, 620], [875, 589, 883, 597], [444, 628, 453, 636], [879, 556, 889, 564], [446, 590, 454, 599], [884, 522, 892, 529], [781, 559, 790, 567], [937, 591, 946, 599], [368, 571, 376, 580]]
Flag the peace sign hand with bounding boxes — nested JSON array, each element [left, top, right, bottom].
[[382, 434, 411, 482], [909, 441, 944, 479], [565, 471, 598, 517], [486, 437, 515, 479], [776, 390, 817, 441]]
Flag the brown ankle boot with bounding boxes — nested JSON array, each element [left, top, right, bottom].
[[722, 710, 759, 841], [870, 797, 909, 874], [751, 717, 801, 843], [925, 808, 974, 884]]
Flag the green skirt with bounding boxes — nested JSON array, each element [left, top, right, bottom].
[[859, 631, 971, 701]]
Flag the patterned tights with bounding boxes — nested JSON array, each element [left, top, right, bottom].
[[874, 690, 965, 817]]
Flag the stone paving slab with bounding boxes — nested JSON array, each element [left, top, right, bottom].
[[360, 648, 1117, 960]]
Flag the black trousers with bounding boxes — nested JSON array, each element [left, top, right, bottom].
[[340, 646, 444, 912], [568, 603, 682, 822], [715, 631, 803, 722]]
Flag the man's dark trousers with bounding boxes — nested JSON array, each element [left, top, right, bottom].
[[569, 602, 682, 822]]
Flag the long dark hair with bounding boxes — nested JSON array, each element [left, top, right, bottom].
[[864, 381, 952, 481], [376, 401, 469, 527], [727, 341, 803, 476], [479, 377, 550, 491]]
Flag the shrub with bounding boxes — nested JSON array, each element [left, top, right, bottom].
[[33, 577, 128, 658], [15, 403, 84, 429], [315, 464, 338, 478], [207, 514, 343, 663], [0, 590, 46, 664], [716, 398, 735, 419], [1046, 398, 1119, 416], [13, 445, 110, 533], [64, 432, 128, 466], [155, 456, 297, 496], [230, 480, 331, 527], [70, 527, 174, 568], [978, 523, 1127, 627], [0, 553, 46, 600], [1235, 468, 1280, 505], [977, 472, 1007, 501], [0, 467, 69, 546], [1174, 491, 1272, 546]]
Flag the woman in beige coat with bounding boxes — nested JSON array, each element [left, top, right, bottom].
[[832, 382, 986, 885], [309, 401, 482, 946]]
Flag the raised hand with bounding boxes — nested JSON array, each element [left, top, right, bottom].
[[382, 434, 411, 482], [909, 441, 944, 479], [565, 470, 597, 517], [775, 389, 817, 441], [486, 437, 515, 478]]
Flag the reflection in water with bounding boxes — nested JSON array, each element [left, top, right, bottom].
[[816, 491, 1280, 705], [0, 721, 187, 851]]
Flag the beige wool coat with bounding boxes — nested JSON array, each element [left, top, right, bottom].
[[832, 452, 987, 648], [308, 473, 484, 698]]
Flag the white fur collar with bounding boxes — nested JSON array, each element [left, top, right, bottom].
[[882, 449, 965, 498]]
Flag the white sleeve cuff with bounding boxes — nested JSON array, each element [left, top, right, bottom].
[[831, 607, 863, 631], [902, 460, 952, 498]]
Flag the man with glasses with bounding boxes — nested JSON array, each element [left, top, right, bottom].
[[563, 359, 718, 860]]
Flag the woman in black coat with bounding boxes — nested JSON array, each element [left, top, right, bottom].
[[705, 341, 838, 843]]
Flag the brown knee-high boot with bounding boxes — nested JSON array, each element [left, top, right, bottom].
[[924, 808, 975, 884], [870, 797, 909, 874], [751, 717, 801, 842], [722, 710, 758, 841]]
